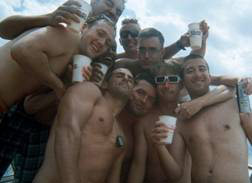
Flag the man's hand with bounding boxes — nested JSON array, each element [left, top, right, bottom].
[[151, 122, 169, 146], [199, 20, 209, 41], [175, 99, 203, 120], [178, 33, 190, 48], [46, 0, 82, 27], [241, 77, 252, 95]]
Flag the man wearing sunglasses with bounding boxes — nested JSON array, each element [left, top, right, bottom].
[[128, 61, 236, 183], [117, 18, 208, 61]]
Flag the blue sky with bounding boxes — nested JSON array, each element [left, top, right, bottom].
[[0, 0, 252, 77], [0, 0, 252, 167]]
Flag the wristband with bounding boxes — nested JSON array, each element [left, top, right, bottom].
[[176, 41, 186, 50]]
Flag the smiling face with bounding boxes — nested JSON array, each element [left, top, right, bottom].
[[138, 36, 163, 69], [91, 0, 125, 23], [107, 68, 134, 99], [129, 80, 156, 116], [182, 58, 211, 98], [79, 20, 115, 59], [119, 22, 141, 54]]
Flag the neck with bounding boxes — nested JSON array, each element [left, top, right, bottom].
[[125, 50, 138, 59], [158, 99, 178, 116], [189, 88, 210, 100], [104, 92, 128, 116]]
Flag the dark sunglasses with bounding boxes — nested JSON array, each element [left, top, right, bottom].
[[120, 30, 139, 39], [155, 75, 181, 84]]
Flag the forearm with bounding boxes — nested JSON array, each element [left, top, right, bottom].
[[155, 145, 181, 181], [198, 85, 235, 108], [24, 90, 57, 115], [163, 41, 182, 59], [0, 15, 50, 40], [127, 161, 146, 183], [54, 125, 81, 183], [240, 113, 252, 144], [211, 75, 238, 86]]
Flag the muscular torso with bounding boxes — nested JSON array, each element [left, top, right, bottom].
[[0, 27, 78, 108], [178, 98, 249, 183], [34, 96, 125, 183]]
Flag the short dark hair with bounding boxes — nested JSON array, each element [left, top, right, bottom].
[[135, 71, 156, 87], [180, 54, 209, 79], [150, 62, 182, 77], [121, 18, 139, 26], [86, 14, 116, 31], [138, 28, 164, 47]]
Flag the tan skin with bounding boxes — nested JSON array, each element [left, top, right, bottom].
[[0, 0, 125, 39], [0, 20, 114, 109], [151, 59, 250, 183], [128, 63, 236, 183], [33, 68, 134, 183]]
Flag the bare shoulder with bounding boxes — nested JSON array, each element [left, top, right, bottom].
[[64, 82, 102, 101]]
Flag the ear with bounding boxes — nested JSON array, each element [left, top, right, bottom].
[[161, 48, 165, 58]]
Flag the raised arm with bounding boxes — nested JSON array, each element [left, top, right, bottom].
[[163, 20, 209, 60], [54, 82, 100, 183], [177, 85, 235, 119], [127, 121, 148, 183], [163, 34, 189, 60], [0, 0, 81, 39]]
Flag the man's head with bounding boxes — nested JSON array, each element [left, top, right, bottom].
[[137, 28, 165, 69], [128, 72, 157, 116], [105, 67, 134, 99], [181, 54, 211, 99], [151, 62, 182, 102], [79, 17, 116, 59], [119, 18, 141, 55], [90, 0, 125, 23]]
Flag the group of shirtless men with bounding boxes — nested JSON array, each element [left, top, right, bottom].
[[0, 0, 252, 183]]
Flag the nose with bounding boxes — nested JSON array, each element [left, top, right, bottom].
[[140, 95, 148, 103]]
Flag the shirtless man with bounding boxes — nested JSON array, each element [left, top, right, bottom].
[[128, 61, 235, 183], [116, 18, 209, 60], [33, 66, 134, 183], [0, 16, 115, 112], [151, 56, 250, 183], [0, 0, 125, 39]]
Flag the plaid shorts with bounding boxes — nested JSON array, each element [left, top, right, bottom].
[[0, 104, 50, 183]]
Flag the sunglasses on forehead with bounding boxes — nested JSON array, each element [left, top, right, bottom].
[[120, 30, 139, 39], [155, 75, 181, 84]]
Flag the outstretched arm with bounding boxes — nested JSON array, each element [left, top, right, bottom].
[[177, 85, 235, 119], [127, 121, 148, 183], [54, 82, 100, 183], [0, 0, 81, 39]]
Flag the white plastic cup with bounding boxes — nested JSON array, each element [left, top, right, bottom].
[[188, 23, 202, 50], [68, 0, 91, 32], [72, 54, 92, 82], [158, 115, 177, 144], [96, 63, 109, 85]]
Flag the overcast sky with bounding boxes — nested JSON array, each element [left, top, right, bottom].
[[1, 0, 252, 165]]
